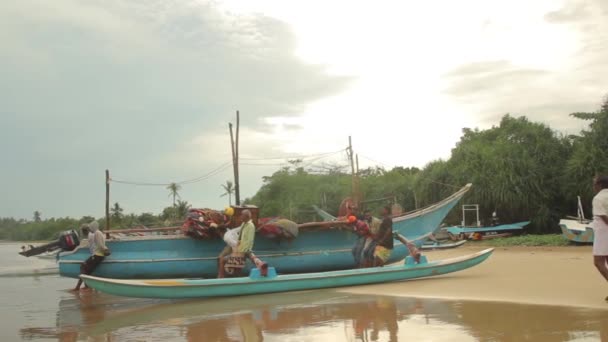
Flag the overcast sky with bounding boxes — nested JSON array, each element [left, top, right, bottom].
[[1, 0, 606, 220]]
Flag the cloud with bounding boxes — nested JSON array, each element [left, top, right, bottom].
[[442, 0, 608, 132], [0, 0, 350, 218]]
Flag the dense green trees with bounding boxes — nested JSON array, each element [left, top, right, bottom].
[[563, 98, 608, 209]]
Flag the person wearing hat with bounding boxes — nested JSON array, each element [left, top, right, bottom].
[[73, 221, 109, 291]]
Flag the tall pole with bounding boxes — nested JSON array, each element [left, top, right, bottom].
[[105, 170, 110, 231], [229, 123, 237, 206], [348, 136, 359, 207], [235, 111, 241, 205], [348, 136, 355, 176], [229, 111, 241, 207]]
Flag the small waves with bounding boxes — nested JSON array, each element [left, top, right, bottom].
[[0, 265, 59, 277]]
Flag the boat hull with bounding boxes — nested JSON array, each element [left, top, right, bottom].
[[560, 219, 593, 244], [60, 184, 471, 279], [59, 234, 428, 279], [81, 248, 494, 299]]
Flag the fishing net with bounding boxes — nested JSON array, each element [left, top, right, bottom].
[[256, 217, 299, 241]]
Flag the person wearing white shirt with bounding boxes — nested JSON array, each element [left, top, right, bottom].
[[591, 175, 608, 301]]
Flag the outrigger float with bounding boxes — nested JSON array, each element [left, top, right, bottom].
[[80, 248, 494, 299]]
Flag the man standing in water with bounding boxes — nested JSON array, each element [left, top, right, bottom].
[[73, 221, 108, 291], [218, 209, 255, 278], [592, 175, 608, 301]]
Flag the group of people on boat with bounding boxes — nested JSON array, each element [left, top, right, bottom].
[[348, 205, 396, 268], [209, 203, 415, 278], [70, 199, 421, 285]]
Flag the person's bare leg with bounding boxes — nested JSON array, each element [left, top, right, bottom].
[[73, 279, 83, 291], [218, 257, 226, 278], [593, 256, 608, 281]]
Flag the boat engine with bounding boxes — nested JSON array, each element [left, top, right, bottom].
[[19, 230, 80, 257]]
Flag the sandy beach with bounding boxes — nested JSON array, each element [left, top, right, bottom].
[[339, 245, 608, 310]]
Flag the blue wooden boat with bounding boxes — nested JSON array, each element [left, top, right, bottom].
[[440, 204, 528, 239], [421, 239, 467, 250], [560, 219, 593, 244], [444, 222, 530, 236], [81, 247, 494, 299], [58, 184, 472, 279]]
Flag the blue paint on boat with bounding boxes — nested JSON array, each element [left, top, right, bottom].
[[60, 184, 472, 279], [81, 248, 494, 299]]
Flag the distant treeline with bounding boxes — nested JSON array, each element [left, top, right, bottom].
[[2, 96, 607, 241], [0, 201, 191, 241]]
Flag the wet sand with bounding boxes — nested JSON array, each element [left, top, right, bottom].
[[340, 245, 608, 310], [4, 242, 608, 341]]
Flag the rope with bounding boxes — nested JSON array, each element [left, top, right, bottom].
[[111, 161, 232, 187], [239, 149, 347, 161], [428, 180, 462, 189]]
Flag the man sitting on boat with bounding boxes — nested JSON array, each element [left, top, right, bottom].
[[218, 209, 256, 278], [351, 214, 377, 268], [373, 206, 394, 266], [73, 221, 109, 291]]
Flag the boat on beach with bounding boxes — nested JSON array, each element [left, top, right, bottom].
[[81, 247, 494, 299], [421, 239, 467, 250], [439, 204, 529, 240], [560, 197, 593, 244], [443, 222, 530, 237], [56, 184, 472, 279], [560, 219, 593, 244]]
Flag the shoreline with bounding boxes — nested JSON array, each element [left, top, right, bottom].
[[339, 245, 608, 310]]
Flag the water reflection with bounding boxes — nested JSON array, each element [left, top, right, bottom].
[[19, 290, 608, 341]]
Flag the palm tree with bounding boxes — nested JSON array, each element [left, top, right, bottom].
[[167, 182, 182, 206], [220, 180, 234, 206], [110, 202, 124, 225], [175, 200, 191, 219], [33, 211, 41, 222]]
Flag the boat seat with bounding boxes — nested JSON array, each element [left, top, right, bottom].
[[405, 255, 428, 265], [249, 267, 277, 279]]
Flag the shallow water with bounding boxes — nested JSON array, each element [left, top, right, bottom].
[[2, 242, 608, 341]]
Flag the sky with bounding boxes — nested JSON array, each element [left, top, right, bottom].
[[1, 0, 607, 220]]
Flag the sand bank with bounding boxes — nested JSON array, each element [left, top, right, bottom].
[[339, 245, 608, 310]]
